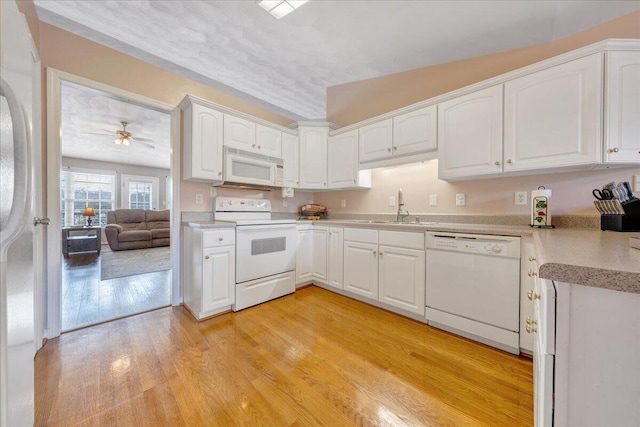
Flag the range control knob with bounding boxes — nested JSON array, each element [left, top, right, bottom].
[[492, 246, 502, 254]]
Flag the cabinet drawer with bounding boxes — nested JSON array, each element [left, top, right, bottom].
[[379, 230, 424, 250], [344, 227, 378, 244], [203, 229, 235, 248]]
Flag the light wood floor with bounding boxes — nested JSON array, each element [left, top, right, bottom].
[[62, 248, 171, 331], [36, 286, 533, 426]]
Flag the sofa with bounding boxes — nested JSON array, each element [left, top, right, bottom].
[[105, 209, 170, 251]]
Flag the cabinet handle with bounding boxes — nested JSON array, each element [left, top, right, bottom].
[[323, 182, 326, 186], [387, 148, 391, 152], [296, 181, 299, 185], [373, 250, 377, 255], [252, 144, 256, 148], [258, 145, 261, 149], [379, 251, 383, 256], [218, 237, 223, 241], [527, 290, 540, 301], [205, 256, 210, 260], [393, 146, 397, 151], [218, 171, 222, 176], [527, 270, 538, 277], [353, 179, 356, 183], [608, 147, 619, 153], [494, 161, 500, 166], [506, 159, 513, 164], [528, 256, 536, 262]]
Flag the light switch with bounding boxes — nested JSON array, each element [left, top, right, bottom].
[[389, 196, 396, 207], [429, 195, 438, 206], [195, 194, 204, 205], [341, 199, 347, 208]]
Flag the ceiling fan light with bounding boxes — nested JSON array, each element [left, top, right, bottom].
[[122, 137, 131, 146], [114, 137, 122, 145]]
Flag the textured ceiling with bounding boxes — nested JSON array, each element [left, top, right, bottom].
[[36, 1, 640, 120], [61, 82, 170, 169]]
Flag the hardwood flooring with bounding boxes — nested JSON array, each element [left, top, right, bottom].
[[62, 248, 171, 331], [36, 286, 533, 426]]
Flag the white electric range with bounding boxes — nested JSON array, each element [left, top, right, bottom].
[[214, 197, 297, 311]]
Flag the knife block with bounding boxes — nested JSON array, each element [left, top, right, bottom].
[[601, 199, 640, 231]]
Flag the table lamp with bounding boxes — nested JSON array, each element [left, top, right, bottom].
[[84, 207, 95, 227]]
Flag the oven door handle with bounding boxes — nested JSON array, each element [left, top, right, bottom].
[[236, 224, 297, 232]]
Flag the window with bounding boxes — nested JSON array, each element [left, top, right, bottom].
[[60, 169, 115, 227], [121, 174, 160, 210]]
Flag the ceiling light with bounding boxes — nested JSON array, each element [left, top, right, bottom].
[[258, 0, 308, 19]]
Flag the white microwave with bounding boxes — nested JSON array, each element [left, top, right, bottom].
[[223, 147, 284, 187]]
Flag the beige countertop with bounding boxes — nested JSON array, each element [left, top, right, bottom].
[[535, 229, 640, 294], [184, 221, 236, 229]]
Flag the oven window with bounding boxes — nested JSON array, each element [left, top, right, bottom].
[[251, 237, 286, 255], [233, 160, 271, 181]]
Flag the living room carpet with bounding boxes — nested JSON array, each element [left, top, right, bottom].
[[100, 246, 171, 281]]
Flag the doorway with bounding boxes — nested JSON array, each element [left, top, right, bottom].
[[46, 69, 181, 337]]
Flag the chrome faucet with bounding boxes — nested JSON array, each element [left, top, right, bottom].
[[396, 188, 410, 222]]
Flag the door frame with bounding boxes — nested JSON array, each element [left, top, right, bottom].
[[121, 174, 160, 210], [45, 68, 181, 338]]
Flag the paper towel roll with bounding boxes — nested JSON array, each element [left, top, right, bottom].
[[531, 187, 552, 226]]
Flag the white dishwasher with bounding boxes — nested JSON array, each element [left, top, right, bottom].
[[425, 232, 521, 354]]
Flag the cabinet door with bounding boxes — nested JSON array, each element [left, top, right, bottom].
[[281, 132, 299, 188], [299, 126, 328, 189], [438, 85, 503, 180], [224, 114, 256, 151], [343, 241, 378, 299], [327, 227, 344, 290], [504, 53, 602, 171], [393, 105, 437, 157], [312, 227, 328, 283], [328, 130, 359, 189], [378, 245, 425, 315], [183, 103, 223, 182], [296, 226, 313, 284], [605, 51, 640, 163], [359, 119, 393, 163], [202, 245, 235, 313], [256, 124, 282, 158]]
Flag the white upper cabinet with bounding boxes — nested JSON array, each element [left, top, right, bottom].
[[281, 132, 299, 188], [359, 119, 393, 163], [438, 85, 504, 180], [393, 105, 437, 156], [328, 130, 371, 189], [224, 114, 256, 151], [299, 126, 328, 189], [504, 53, 603, 172], [255, 124, 282, 158], [182, 100, 224, 183], [604, 51, 640, 164]]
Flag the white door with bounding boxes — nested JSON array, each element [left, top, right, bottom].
[[359, 119, 393, 163], [0, 1, 41, 424], [393, 105, 437, 157], [295, 226, 313, 284], [281, 132, 299, 188], [504, 53, 602, 171], [298, 126, 328, 189], [312, 226, 328, 283], [327, 227, 344, 290], [183, 102, 223, 182], [438, 85, 504, 180], [343, 241, 379, 299], [328, 130, 358, 189], [255, 124, 282, 158], [202, 245, 235, 313], [378, 245, 425, 315], [223, 114, 256, 151], [121, 174, 160, 210], [605, 51, 640, 163]]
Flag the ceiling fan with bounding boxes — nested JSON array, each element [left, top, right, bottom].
[[85, 121, 155, 148]]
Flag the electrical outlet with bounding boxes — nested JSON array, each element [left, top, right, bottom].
[[341, 199, 347, 208], [389, 196, 396, 207], [455, 194, 466, 206], [282, 199, 288, 207], [210, 186, 217, 198], [429, 195, 438, 206], [634, 174, 640, 192], [195, 194, 204, 205], [515, 191, 528, 205]]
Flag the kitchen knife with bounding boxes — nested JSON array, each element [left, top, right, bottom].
[[621, 181, 635, 200], [603, 181, 623, 201]]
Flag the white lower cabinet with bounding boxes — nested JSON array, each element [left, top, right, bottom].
[[296, 224, 328, 285], [183, 227, 235, 320], [343, 228, 425, 315], [327, 227, 344, 289]]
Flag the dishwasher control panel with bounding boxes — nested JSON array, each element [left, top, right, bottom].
[[426, 232, 521, 258]]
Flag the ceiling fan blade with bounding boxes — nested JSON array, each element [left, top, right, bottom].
[[132, 136, 155, 142], [134, 139, 156, 149]]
